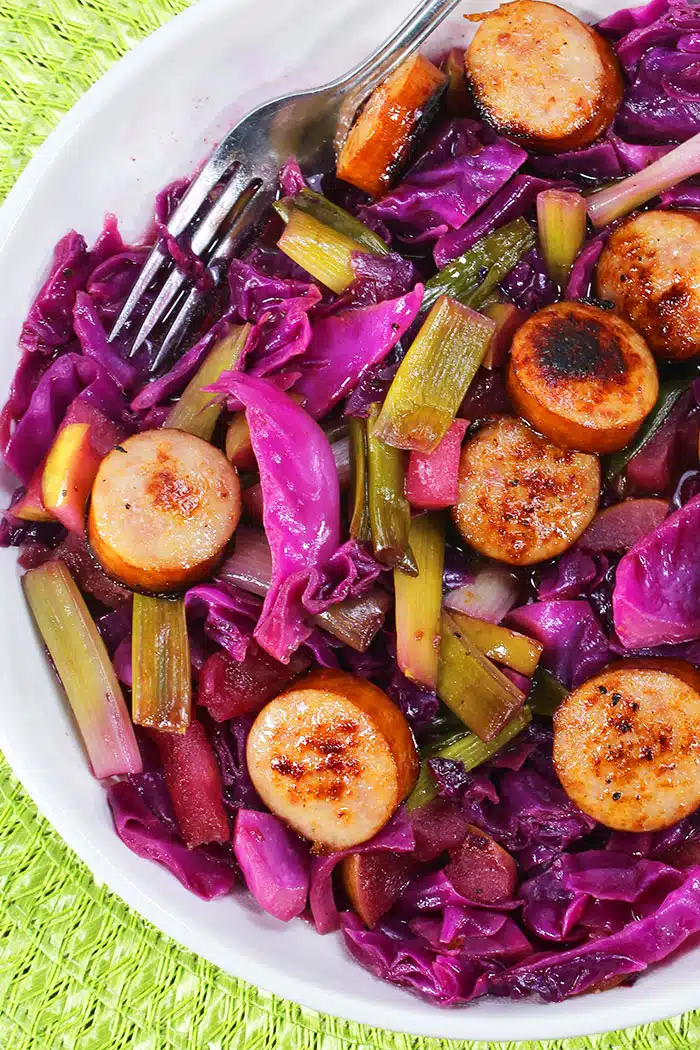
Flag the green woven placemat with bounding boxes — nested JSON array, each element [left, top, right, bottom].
[[1, 2, 700, 1047]]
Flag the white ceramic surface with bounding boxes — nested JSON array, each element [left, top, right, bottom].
[[0, 0, 697, 1040]]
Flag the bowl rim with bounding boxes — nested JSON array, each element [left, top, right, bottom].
[[1, 0, 698, 1040]]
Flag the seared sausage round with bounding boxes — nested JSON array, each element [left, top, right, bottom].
[[88, 428, 241, 593], [246, 669, 418, 850], [453, 415, 600, 565], [507, 301, 659, 453], [596, 210, 700, 361], [554, 660, 700, 832], [466, 1, 623, 152]]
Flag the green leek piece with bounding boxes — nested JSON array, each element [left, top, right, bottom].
[[366, 405, 417, 575], [276, 207, 362, 293], [447, 610, 543, 677], [374, 295, 495, 453], [439, 611, 526, 741], [536, 189, 587, 286], [605, 376, 693, 487], [349, 417, 371, 543], [422, 218, 536, 315], [394, 513, 445, 689], [275, 189, 389, 256], [406, 706, 532, 811], [132, 594, 191, 733], [166, 324, 250, 441], [23, 560, 141, 778], [529, 666, 568, 717], [314, 588, 392, 653]]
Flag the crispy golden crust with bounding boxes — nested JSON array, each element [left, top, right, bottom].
[[597, 210, 700, 360], [554, 661, 700, 831], [466, 0, 623, 151], [453, 415, 600, 565], [507, 301, 658, 452]]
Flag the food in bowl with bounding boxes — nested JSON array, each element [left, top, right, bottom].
[[4, 0, 700, 1008]]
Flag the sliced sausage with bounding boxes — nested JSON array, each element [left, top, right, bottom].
[[596, 210, 700, 361], [554, 660, 700, 832], [466, 1, 623, 152], [507, 301, 659, 453], [246, 669, 419, 850], [88, 428, 241, 593], [453, 415, 600, 565], [336, 53, 447, 198]]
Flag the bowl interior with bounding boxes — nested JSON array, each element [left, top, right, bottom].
[[0, 0, 697, 1041]]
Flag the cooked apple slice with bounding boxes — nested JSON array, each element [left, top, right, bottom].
[[445, 825, 518, 904], [246, 669, 419, 850], [42, 423, 102, 534], [341, 852, 414, 927], [13, 459, 53, 522]]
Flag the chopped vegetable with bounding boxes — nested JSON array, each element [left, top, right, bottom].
[[447, 611, 543, 676], [23, 560, 142, 778], [406, 706, 532, 811], [444, 47, 471, 117], [132, 594, 191, 733], [234, 809, 310, 922], [536, 189, 587, 286], [153, 720, 229, 847], [366, 405, 416, 574], [336, 52, 447, 198], [422, 218, 536, 315], [374, 296, 495, 454], [529, 666, 568, 717], [41, 423, 101, 534], [438, 611, 526, 741], [166, 324, 249, 440], [444, 562, 521, 623], [405, 418, 468, 510], [277, 207, 363, 293], [394, 513, 445, 690], [276, 188, 389, 256], [481, 302, 527, 370], [349, 417, 371, 543], [587, 131, 700, 227], [605, 377, 692, 486]]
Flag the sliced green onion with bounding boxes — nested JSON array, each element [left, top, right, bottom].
[[394, 513, 445, 689], [276, 189, 389, 256], [366, 405, 417, 574], [536, 189, 587, 286], [349, 417, 371, 543], [422, 218, 536, 315], [406, 706, 532, 811], [132, 594, 191, 733], [166, 325, 250, 440], [374, 295, 495, 453], [587, 131, 700, 227], [23, 560, 142, 778], [446, 610, 543, 677], [529, 666, 568, 717], [605, 376, 693, 487], [438, 611, 526, 741], [276, 207, 362, 293]]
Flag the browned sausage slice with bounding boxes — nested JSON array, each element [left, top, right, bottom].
[[554, 660, 700, 832], [246, 669, 418, 850], [596, 210, 700, 361], [466, 1, 623, 152], [453, 415, 600, 565], [507, 301, 659, 453], [88, 428, 241, 593]]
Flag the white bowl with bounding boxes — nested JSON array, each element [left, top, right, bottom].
[[0, 0, 696, 1040]]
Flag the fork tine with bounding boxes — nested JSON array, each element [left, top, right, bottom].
[[126, 162, 259, 357], [109, 153, 240, 346], [149, 183, 271, 374]]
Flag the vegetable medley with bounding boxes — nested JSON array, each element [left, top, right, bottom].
[[6, 0, 700, 1006]]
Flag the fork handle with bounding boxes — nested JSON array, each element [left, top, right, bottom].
[[339, 0, 464, 107]]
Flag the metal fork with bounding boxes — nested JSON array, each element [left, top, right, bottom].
[[111, 0, 464, 373]]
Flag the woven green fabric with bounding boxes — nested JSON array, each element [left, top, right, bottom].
[[1, 2, 700, 1047]]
